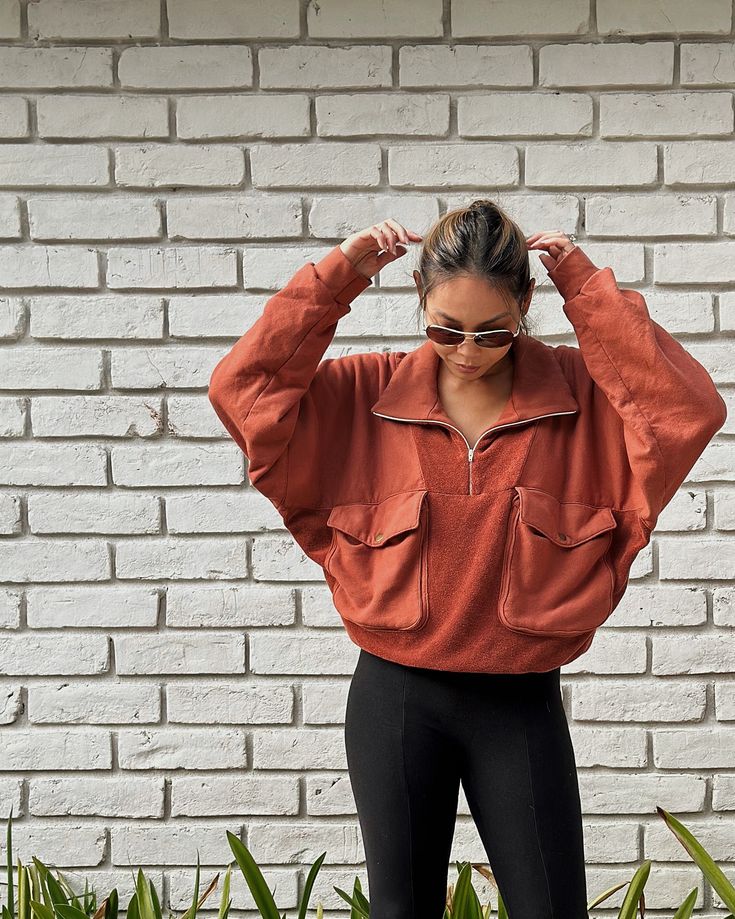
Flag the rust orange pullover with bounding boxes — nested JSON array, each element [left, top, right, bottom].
[[208, 244, 727, 673]]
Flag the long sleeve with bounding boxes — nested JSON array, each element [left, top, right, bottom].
[[547, 246, 727, 531], [208, 244, 373, 513]]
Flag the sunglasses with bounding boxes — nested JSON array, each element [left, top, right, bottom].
[[423, 308, 523, 349]]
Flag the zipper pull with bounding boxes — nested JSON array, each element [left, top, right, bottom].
[[468, 447, 475, 463]]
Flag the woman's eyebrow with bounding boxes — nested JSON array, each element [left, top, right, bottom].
[[434, 309, 511, 328]]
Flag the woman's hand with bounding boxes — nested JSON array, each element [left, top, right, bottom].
[[340, 220, 424, 279], [525, 231, 576, 272]]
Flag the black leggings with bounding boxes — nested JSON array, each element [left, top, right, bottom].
[[344, 649, 589, 919]]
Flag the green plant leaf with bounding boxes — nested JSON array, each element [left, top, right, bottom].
[[6, 808, 14, 918], [83, 878, 93, 917], [148, 880, 162, 919], [226, 832, 279, 919], [55, 872, 88, 914], [104, 890, 117, 919], [352, 877, 366, 919], [133, 869, 156, 919], [616, 860, 650, 919], [29, 863, 41, 908], [217, 866, 231, 919], [55, 904, 90, 919], [181, 856, 200, 919], [451, 862, 484, 919], [126, 890, 139, 919], [18, 862, 29, 919], [657, 806, 735, 912], [189, 872, 219, 919], [30, 900, 54, 919], [353, 888, 370, 917], [45, 874, 68, 910], [672, 887, 698, 918], [57, 875, 77, 912], [178, 862, 217, 919], [587, 879, 629, 910], [331, 888, 368, 919], [30, 860, 50, 911], [297, 853, 326, 919], [349, 877, 359, 919]]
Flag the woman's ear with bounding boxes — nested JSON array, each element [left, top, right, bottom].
[[413, 269, 423, 299], [520, 277, 535, 316]]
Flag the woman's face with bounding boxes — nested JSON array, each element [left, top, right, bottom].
[[414, 270, 534, 382]]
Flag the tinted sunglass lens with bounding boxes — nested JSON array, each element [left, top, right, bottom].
[[477, 331, 512, 348], [427, 327, 463, 345]]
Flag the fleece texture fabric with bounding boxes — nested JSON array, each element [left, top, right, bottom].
[[208, 243, 727, 673]]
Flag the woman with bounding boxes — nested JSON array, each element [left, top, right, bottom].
[[208, 200, 727, 919]]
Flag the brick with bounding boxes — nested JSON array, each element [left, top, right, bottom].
[[28, 199, 163, 242], [262, 45, 391, 89], [177, 94, 309, 140], [30, 776, 165, 818], [28, 0, 160, 40], [119, 46, 253, 89], [37, 96, 168, 139], [29, 681, 161, 724], [26, 585, 158, 627], [168, 0, 298, 39]]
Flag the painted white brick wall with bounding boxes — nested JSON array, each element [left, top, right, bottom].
[[0, 0, 733, 915]]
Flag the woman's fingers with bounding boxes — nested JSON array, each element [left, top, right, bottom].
[[384, 218, 406, 242], [379, 222, 402, 254], [383, 225, 399, 251], [523, 230, 577, 274], [384, 218, 413, 250], [353, 221, 423, 259], [368, 225, 392, 252], [371, 223, 398, 253], [381, 219, 424, 254], [526, 231, 573, 249]]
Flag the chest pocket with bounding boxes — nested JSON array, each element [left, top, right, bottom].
[[325, 489, 429, 631], [498, 485, 618, 638]]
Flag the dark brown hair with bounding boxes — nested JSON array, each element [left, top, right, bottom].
[[414, 198, 537, 336]]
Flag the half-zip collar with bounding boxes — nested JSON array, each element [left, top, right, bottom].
[[370, 331, 580, 433]]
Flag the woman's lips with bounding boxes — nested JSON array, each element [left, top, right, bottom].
[[454, 362, 480, 372]]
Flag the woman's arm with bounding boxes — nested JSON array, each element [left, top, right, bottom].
[[208, 244, 372, 513], [547, 245, 727, 531], [208, 220, 422, 515]]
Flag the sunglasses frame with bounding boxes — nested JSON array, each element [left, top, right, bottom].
[[422, 303, 524, 349]]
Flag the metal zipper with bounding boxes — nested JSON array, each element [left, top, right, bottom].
[[371, 409, 578, 495]]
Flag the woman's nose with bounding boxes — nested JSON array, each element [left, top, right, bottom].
[[456, 339, 482, 357]]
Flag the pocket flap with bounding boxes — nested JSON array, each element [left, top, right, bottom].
[[516, 486, 616, 547], [327, 490, 427, 546]]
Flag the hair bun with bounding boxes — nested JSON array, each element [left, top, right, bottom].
[[467, 198, 499, 212]]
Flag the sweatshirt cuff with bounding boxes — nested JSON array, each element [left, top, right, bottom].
[[546, 245, 600, 301], [314, 244, 374, 305]]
